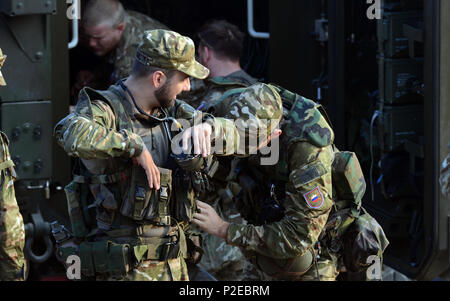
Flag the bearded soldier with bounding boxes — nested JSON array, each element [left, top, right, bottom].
[[54, 30, 283, 281]]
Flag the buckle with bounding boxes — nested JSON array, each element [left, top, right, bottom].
[[161, 239, 179, 261]]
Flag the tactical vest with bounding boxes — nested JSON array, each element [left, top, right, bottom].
[[60, 85, 200, 277]]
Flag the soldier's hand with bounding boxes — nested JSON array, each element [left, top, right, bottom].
[[193, 201, 230, 239], [136, 145, 160, 190], [182, 123, 212, 158]]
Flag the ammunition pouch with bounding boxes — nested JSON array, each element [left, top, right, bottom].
[[120, 166, 172, 226], [75, 229, 187, 279], [79, 240, 132, 278]]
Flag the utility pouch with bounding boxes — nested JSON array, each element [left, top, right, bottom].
[[120, 166, 172, 225], [332, 151, 366, 209], [145, 167, 172, 225], [172, 169, 197, 223], [79, 240, 132, 278], [342, 208, 389, 276]]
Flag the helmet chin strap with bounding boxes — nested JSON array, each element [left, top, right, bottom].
[[117, 79, 183, 142]]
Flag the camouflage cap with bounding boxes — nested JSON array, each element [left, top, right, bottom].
[[226, 83, 283, 156], [0, 48, 6, 86], [227, 83, 283, 133], [136, 29, 210, 79]]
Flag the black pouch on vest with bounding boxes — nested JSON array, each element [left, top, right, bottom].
[[79, 240, 132, 278], [120, 166, 172, 225]]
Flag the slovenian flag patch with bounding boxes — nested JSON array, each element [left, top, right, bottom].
[[303, 186, 324, 209]]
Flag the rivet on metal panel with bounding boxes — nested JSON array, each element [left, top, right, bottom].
[[35, 51, 44, 61], [23, 161, 32, 170]]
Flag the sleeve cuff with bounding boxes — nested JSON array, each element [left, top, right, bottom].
[[127, 132, 145, 157], [226, 223, 246, 247]]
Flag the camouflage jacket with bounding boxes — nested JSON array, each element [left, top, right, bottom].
[[225, 93, 336, 260], [182, 70, 257, 111], [54, 84, 271, 234], [0, 131, 25, 281], [107, 10, 169, 82], [55, 85, 243, 163]]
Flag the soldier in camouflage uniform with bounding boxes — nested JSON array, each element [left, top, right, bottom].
[[73, 0, 169, 97], [194, 85, 343, 281], [54, 30, 282, 281], [0, 48, 26, 281], [179, 20, 259, 281], [182, 20, 257, 111]]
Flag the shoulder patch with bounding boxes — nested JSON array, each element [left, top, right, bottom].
[[303, 186, 325, 209]]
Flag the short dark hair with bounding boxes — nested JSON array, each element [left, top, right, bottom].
[[131, 59, 176, 80], [196, 20, 245, 62]]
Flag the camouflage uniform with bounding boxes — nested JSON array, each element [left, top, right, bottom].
[[54, 30, 277, 281], [183, 70, 257, 110], [217, 86, 340, 281], [181, 71, 259, 281], [0, 49, 25, 281]]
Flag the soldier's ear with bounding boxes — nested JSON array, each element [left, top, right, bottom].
[[152, 71, 167, 89], [199, 45, 211, 64], [116, 22, 125, 33]]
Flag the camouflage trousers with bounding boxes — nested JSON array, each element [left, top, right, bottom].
[[199, 195, 262, 281], [101, 257, 189, 281], [0, 162, 25, 281]]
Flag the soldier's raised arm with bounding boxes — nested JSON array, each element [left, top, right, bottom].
[[54, 93, 144, 160]]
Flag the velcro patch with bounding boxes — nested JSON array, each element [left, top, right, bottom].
[[303, 187, 324, 209]]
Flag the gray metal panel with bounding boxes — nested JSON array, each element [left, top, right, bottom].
[[0, 0, 56, 16], [377, 10, 423, 58], [378, 57, 424, 104], [0, 14, 51, 102], [382, 103, 424, 152], [1, 101, 53, 180]]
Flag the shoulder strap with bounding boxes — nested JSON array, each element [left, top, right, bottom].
[[268, 84, 298, 111], [81, 86, 133, 132]]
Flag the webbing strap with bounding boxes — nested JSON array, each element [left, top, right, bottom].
[[73, 171, 125, 185]]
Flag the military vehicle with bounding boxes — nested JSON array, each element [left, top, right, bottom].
[[0, 0, 448, 281]]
